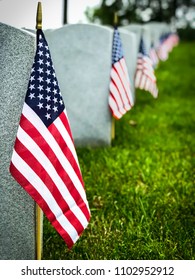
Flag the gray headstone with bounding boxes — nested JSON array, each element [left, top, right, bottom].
[[0, 23, 37, 260], [45, 23, 113, 147]]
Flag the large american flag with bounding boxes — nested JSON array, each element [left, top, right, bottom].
[[135, 38, 158, 98], [10, 30, 91, 249], [109, 27, 134, 119]]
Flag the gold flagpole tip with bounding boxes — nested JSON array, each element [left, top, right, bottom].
[[36, 2, 42, 30], [114, 12, 118, 25]]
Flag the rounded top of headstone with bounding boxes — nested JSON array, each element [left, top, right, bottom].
[[22, 28, 36, 35], [0, 22, 35, 39], [123, 24, 152, 38], [118, 27, 136, 36], [44, 23, 113, 35]]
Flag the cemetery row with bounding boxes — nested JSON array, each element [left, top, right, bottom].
[[0, 21, 179, 260]]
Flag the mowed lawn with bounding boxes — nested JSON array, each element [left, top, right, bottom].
[[42, 41, 195, 260]]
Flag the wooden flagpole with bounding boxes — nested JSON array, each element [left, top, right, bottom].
[[111, 12, 118, 140], [36, 2, 43, 261]]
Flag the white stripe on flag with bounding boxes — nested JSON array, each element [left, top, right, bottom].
[[134, 70, 141, 88]]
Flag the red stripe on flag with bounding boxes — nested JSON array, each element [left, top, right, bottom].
[[59, 111, 74, 142], [50, 119, 84, 186], [110, 76, 128, 112]]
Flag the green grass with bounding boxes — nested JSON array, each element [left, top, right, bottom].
[[42, 42, 195, 260]]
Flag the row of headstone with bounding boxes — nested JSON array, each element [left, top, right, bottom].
[[40, 22, 169, 146], [122, 22, 172, 55], [0, 21, 173, 260]]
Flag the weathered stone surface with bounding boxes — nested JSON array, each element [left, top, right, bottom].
[[0, 23, 37, 260]]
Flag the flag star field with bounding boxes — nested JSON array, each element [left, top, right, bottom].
[[25, 33, 64, 127]]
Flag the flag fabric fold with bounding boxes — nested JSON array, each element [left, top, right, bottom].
[[135, 37, 158, 98], [109, 27, 134, 119], [10, 29, 90, 249]]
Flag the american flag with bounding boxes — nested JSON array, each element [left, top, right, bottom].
[[10, 30, 91, 249], [109, 27, 134, 119], [135, 38, 158, 98]]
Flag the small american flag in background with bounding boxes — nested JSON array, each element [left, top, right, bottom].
[[10, 29, 90, 249], [109, 27, 134, 119], [135, 38, 158, 98]]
